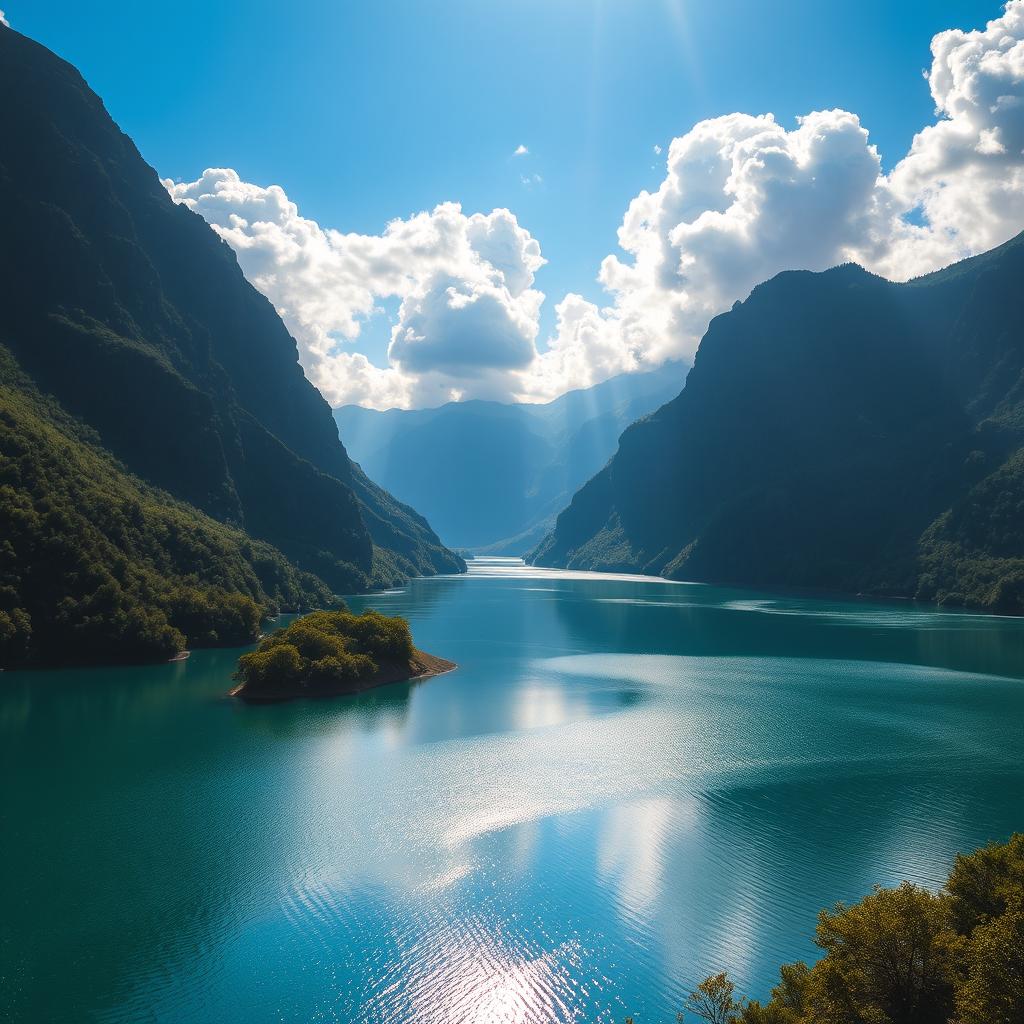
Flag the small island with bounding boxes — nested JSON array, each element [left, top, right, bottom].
[[229, 609, 455, 702]]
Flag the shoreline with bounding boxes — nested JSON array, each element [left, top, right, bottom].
[[228, 649, 457, 703], [525, 559, 1024, 619]]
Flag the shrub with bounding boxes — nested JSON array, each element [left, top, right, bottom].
[[161, 587, 263, 646], [803, 882, 959, 1024], [235, 644, 303, 691], [233, 608, 415, 695]]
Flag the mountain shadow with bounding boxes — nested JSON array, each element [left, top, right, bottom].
[[532, 233, 1024, 614]]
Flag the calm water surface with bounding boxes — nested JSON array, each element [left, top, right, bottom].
[[3, 558, 1024, 1023]]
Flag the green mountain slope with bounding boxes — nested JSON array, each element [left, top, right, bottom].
[[0, 22, 461, 667], [531, 232, 1024, 613], [349, 461, 466, 583], [0, 348, 333, 666], [0, 25, 459, 587]]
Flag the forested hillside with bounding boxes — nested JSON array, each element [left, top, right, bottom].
[[0, 349, 333, 666], [532, 232, 1024, 613], [0, 25, 461, 665]]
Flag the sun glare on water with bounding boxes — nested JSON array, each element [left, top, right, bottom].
[[405, 938, 581, 1024]]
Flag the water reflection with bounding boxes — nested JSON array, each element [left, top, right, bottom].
[[2, 560, 1023, 1022], [550, 577, 1024, 679]]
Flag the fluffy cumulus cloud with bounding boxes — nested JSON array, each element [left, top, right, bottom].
[[167, 2, 1024, 408], [538, 1, 1024, 398], [885, 0, 1024, 269], [0, 11, 9, 27], [535, 109, 891, 397], [165, 170, 544, 407]]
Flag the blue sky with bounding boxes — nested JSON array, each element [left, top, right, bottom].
[[9, 1, 1022, 407]]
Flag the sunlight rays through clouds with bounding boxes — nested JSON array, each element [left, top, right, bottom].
[[167, 2, 1024, 410]]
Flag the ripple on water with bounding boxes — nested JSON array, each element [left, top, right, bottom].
[[8, 570, 1024, 1023]]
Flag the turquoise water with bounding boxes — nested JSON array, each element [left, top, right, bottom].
[[3, 558, 1024, 1023]]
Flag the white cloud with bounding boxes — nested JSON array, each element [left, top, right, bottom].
[[513, 144, 529, 156], [653, 144, 662, 155], [390, 274, 541, 375], [538, 1, 1024, 384], [0, 10, 9, 27], [554, 109, 893, 378], [883, 0, 1024, 271], [165, 169, 544, 407], [168, 3, 1024, 409]]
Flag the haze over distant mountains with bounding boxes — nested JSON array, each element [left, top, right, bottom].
[[335, 362, 684, 553], [0, 26, 461, 666], [532, 232, 1024, 614]]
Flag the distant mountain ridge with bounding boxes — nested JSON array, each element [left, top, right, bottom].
[[335, 363, 685, 553], [531, 232, 1024, 614], [0, 25, 461, 665]]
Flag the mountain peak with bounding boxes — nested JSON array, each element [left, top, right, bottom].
[[0, 23, 462, 666]]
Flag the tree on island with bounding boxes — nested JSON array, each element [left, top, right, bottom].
[[666, 834, 1024, 1024], [233, 608, 418, 696]]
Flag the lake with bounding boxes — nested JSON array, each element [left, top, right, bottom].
[[3, 557, 1024, 1023]]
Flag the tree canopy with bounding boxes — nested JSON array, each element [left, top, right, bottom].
[[233, 609, 415, 697], [676, 834, 1024, 1024], [0, 351, 334, 668]]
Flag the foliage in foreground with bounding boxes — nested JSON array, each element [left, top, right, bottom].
[[669, 833, 1024, 1024], [234, 609, 415, 695]]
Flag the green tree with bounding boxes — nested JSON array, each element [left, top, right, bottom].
[[954, 897, 1024, 1024], [804, 882, 959, 1024], [233, 608, 417, 696], [738, 962, 810, 1024], [677, 837, 1024, 1024], [235, 644, 303, 690], [947, 834, 1024, 935], [684, 972, 746, 1024]]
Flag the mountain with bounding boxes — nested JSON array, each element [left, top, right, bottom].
[[0, 349, 338, 665], [334, 362, 685, 552], [531, 232, 1024, 614], [0, 25, 461, 666]]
